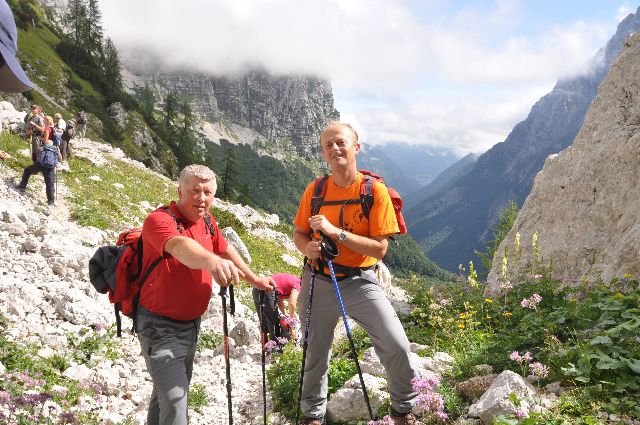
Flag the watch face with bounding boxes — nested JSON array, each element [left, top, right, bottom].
[[338, 230, 346, 242]]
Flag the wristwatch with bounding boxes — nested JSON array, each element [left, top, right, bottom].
[[337, 228, 347, 243]]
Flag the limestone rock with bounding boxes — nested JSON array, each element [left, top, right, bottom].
[[222, 227, 252, 264], [326, 373, 388, 424], [488, 32, 640, 290], [108, 102, 128, 129], [229, 318, 261, 347], [135, 68, 340, 160], [468, 370, 541, 424], [456, 374, 498, 401]]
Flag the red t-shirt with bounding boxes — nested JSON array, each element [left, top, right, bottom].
[[273, 273, 301, 299], [139, 202, 228, 321]]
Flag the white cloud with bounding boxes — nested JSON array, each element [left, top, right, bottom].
[[345, 82, 553, 155], [99, 0, 620, 155]]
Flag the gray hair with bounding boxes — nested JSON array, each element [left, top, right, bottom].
[[322, 121, 359, 143], [178, 164, 217, 189]]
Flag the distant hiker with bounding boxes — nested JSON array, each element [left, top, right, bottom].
[[136, 164, 276, 425], [53, 113, 70, 161], [252, 273, 301, 344], [0, 0, 34, 92], [76, 111, 87, 139], [293, 122, 419, 425], [26, 105, 44, 162], [16, 138, 60, 206], [41, 115, 54, 142]]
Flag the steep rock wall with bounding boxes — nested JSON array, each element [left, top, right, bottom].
[[487, 33, 640, 290], [144, 69, 339, 159]]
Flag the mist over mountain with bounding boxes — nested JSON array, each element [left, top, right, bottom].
[[405, 7, 640, 272], [358, 143, 461, 196], [404, 153, 477, 212]]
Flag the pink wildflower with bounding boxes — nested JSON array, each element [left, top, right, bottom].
[[532, 274, 543, 279], [264, 340, 278, 351], [515, 408, 528, 418], [522, 352, 532, 362], [510, 351, 521, 362], [530, 362, 550, 379], [284, 316, 300, 327], [520, 298, 530, 309], [531, 293, 542, 303]]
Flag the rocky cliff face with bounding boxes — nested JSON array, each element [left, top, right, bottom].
[[405, 7, 640, 272], [487, 33, 640, 290], [136, 68, 339, 159]]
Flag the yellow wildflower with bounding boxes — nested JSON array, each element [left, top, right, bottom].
[[623, 273, 632, 279], [484, 298, 493, 303], [457, 323, 465, 329], [502, 312, 512, 317]]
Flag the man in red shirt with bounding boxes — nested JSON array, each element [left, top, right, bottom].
[[136, 164, 276, 425]]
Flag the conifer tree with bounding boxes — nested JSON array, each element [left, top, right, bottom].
[[179, 99, 194, 147], [86, 0, 104, 57], [164, 92, 178, 127], [220, 146, 237, 200], [102, 37, 123, 98], [67, 0, 89, 50], [140, 83, 155, 120]]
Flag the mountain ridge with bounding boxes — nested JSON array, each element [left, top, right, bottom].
[[405, 6, 640, 271]]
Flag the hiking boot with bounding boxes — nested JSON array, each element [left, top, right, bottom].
[[300, 416, 325, 425], [15, 184, 25, 193], [390, 408, 418, 425]]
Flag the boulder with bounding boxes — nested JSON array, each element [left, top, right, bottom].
[[468, 370, 542, 424], [326, 373, 388, 424]]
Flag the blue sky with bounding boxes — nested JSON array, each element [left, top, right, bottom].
[[101, 0, 633, 156]]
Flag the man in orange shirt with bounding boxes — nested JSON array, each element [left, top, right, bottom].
[[293, 122, 419, 425]]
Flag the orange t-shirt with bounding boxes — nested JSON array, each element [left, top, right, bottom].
[[294, 173, 399, 268]]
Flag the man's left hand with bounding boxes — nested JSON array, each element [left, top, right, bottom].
[[308, 214, 340, 239], [254, 276, 277, 292]]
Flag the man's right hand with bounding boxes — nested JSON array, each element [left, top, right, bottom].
[[208, 256, 244, 287]]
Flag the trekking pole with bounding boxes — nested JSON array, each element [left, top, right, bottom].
[[219, 285, 233, 425], [295, 266, 317, 425], [321, 232, 374, 421], [259, 291, 268, 425], [54, 166, 57, 201]]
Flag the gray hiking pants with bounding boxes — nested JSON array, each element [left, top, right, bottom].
[[136, 306, 201, 425], [298, 267, 418, 418]]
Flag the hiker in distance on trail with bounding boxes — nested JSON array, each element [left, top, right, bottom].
[[17, 115, 61, 206], [136, 164, 276, 425], [293, 122, 420, 425]]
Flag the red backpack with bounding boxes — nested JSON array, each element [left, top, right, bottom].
[[88, 207, 216, 336], [310, 170, 407, 234]]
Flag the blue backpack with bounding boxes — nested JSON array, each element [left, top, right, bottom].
[[52, 131, 62, 147], [38, 145, 58, 169]]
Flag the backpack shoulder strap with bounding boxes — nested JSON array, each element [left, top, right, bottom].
[[359, 174, 376, 220], [310, 175, 329, 216], [158, 205, 184, 234], [203, 214, 216, 237]]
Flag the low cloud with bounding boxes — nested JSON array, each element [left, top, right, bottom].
[[100, 0, 620, 155]]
